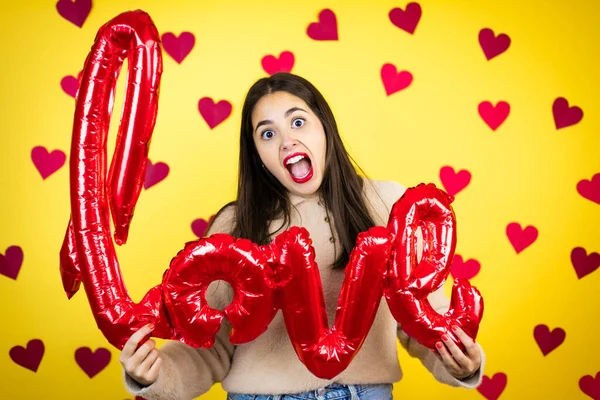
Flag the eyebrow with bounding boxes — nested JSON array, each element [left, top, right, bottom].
[[254, 107, 308, 133]]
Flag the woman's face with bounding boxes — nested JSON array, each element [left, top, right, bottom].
[[251, 91, 326, 198]]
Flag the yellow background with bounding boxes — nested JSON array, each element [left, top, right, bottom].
[[1, 0, 599, 399]]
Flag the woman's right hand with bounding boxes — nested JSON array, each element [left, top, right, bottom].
[[119, 324, 162, 386]]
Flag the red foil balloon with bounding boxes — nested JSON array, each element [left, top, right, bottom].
[[58, 10, 174, 348], [162, 234, 279, 348], [384, 183, 484, 352], [271, 226, 393, 379]]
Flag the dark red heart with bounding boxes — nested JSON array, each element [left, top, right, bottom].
[[388, 2, 422, 34], [479, 28, 510, 60], [161, 32, 195, 64], [533, 324, 565, 356], [75, 347, 112, 378], [198, 97, 232, 129], [577, 173, 600, 204], [192, 215, 215, 238], [571, 247, 600, 280], [307, 9, 338, 41], [144, 160, 170, 189], [553, 97, 583, 129], [31, 146, 66, 179], [56, 0, 91, 28], [0, 245, 23, 280], [580, 372, 600, 400], [9, 339, 45, 372], [477, 373, 507, 400]]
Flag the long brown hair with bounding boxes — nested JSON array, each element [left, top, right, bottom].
[[211, 73, 376, 269]]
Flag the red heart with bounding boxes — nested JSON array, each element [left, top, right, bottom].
[[478, 101, 510, 131], [144, 160, 169, 189], [388, 2, 422, 34], [306, 9, 338, 41], [198, 97, 232, 129], [451, 255, 481, 280], [580, 372, 600, 400], [571, 247, 600, 280], [477, 373, 507, 400], [191, 215, 215, 238], [577, 173, 600, 204], [479, 28, 511, 60], [56, 0, 91, 28], [381, 64, 413, 96], [31, 146, 66, 180], [61, 75, 79, 98], [0, 245, 23, 280], [262, 51, 295, 75], [161, 32, 195, 64], [9, 339, 45, 372], [75, 347, 112, 378], [533, 324, 565, 356], [439, 166, 471, 196], [506, 223, 538, 254], [553, 97, 583, 129]]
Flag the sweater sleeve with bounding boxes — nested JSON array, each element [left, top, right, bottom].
[[122, 204, 237, 400]]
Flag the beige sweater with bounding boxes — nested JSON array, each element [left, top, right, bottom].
[[123, 179, 486, 399]]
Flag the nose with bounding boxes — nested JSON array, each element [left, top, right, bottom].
[[280, 131, 298, 151]]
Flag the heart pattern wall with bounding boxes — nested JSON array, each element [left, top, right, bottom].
[[0, 0, 598, 399]]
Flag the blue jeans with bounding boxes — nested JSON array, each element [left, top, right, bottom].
[[227, 383, 393, 399]]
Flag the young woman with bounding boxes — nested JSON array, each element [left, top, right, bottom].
[[119, 73, 485, 400]]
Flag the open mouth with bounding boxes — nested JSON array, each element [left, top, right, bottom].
[[283, 152, 313, 183]]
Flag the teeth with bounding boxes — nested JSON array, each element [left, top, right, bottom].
[[286, 155, 305, 165]]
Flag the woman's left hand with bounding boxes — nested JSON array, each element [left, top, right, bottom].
[[434, 325, 481, 380]]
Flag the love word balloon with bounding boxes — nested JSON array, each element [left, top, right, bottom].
[[59, 10, 483, 380]]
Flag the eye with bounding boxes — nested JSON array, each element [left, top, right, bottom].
[[292, 118, 305, 128], [261, 130, 275, 140]]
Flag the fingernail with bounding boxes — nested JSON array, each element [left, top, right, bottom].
[[147, 324, 155, 330], [451, 325, 458, 332], [442, 334, 449, 341], [435, 342, 443, 349]]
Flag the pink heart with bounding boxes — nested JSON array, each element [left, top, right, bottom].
[[506, 222, 538, 254], [75, 347, 111, 378], [533, 324, 565, 356], [61, 75, 79, 98], [10, 339, 45, 372], [0, 245, 24, 280], [144, 160, 169, 189], [388, 2, 422, 34], [580, 372, 600, 400], [381, 64, 413, 96], [439, 166, 471, 196], [306, 9, 338, 41], [477, 373, 507, 400], [198, 97, 232, 129], [451, 255, 481, 280], [161, 32, 195, 64], [479, 101, 510, 131], [553, 97, 583, 129], [262, 51, 295, 76], [31, 146, 66, 180], [571, 247, 600, 280], [479, 28, 511, 60], [56, 0, 91, 28], [192, 216, 215, 238], [577, 173, 600, 205]]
